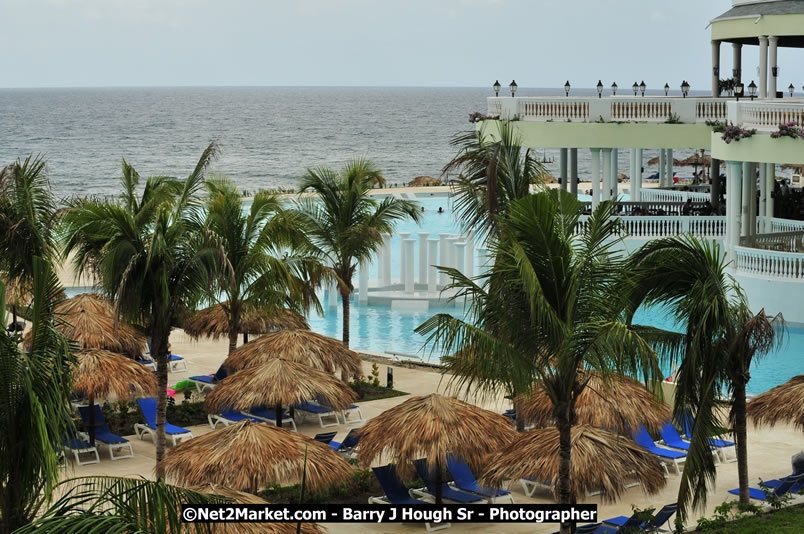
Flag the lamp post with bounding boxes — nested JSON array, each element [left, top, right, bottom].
[[681, 80, 690, 98], [664, 83, 670, 96], [611, 82, 617, 96], [789, 83, 795, 97], [493, 80, 501, 97], [509, 80, 518, 97], [639, 80, 646, 97], [564, 80, 571, 97], [632, 81, 638, 96], [735, 83, 745, 101], [747, 81, 756, 101], [596, 80, 603, 98]]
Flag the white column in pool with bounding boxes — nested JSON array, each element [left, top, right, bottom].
[[759, 36, 769, 99], [727, 161, 743, 249], [398, 232, 411, 285], [659, 149, 666, 187], [418, 232, 428, 286], [741, 161, 752, 238], [438, 233, 450, 286], [464, 230, 475, 278], [427, 239, 439, 293], [381, 233, 392, 288], [634, 148, 643, 202], [446, 236, 459, 276], [601, 149, 612, 201], [376, 242, 385, 287], [454, 242, 466, 308], [759, 163, 767, 232], [559, 148, 568, 191], [766, 163, 775, 219], [666, 149, 674, 186], [358, 260, 368, 303], [590, 148, 601, 209], [570, 148, 579, 197], [403, 239, 415, 294], [328, 281, 338, 308], [769, 36, 778, 98]]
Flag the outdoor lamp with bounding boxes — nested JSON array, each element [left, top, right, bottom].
[[789, 83, 795, 97], [509, 80, 518, 97], [611, 82, 618, 96], [664, 83, 670, 96], [565, 80, 571, 97], [681, 80, 690, 98], [747, 81, 756, 101], [735, 83, 745, 101], [632, 82, 639, 96], [493, 80, 501, 97], [639, 80, 646, 97], [596, 80, 603, 98]]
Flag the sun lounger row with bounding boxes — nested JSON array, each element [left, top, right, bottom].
[[551, 503, 677, 534], [209, 407, 297, 431], [728, 471, 804, 502]]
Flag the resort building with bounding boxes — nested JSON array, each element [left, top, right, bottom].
[[483, 0, 804, 325]]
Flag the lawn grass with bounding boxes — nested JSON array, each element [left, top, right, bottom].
[[692, 504, 804, 533]]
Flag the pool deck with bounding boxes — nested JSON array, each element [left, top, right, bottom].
[[65, 329, 804, 533]]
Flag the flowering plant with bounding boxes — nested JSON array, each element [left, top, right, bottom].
[[770, 121, 803, 139], [469, 112, 500, 123], [721, 124, 756, 144]]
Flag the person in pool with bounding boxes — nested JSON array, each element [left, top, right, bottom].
[[437, 207, 444, 213]]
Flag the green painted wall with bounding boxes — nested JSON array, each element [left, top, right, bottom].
[[712, 15, 804, 41], [710, 132, 804, 164]]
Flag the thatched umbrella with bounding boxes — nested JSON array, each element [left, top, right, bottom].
[[23, 293, 146, 357], [206, 358, 358, 428], [358, 393, 518, 504], [183, 303, 309, 344], [157, 420, 353, 494], [408, 176, 441, 187], [517, 373, 671, 434], [222, 329, 362, 379], [747, 375, 804, 431], [646, 156, 683, 167], [73, 349, 157, 444], [482, 425, 667, 502]]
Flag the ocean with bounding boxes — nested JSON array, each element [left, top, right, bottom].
[[0, 86, 711, 198]]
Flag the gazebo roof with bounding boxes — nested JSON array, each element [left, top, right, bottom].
[[711, 1, 804, 47], [713, 1, 804, 21]]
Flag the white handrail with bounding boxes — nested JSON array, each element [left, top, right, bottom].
[[734, 246, 804, 280]]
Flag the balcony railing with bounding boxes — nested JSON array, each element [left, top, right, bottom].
[[487, 96, 728, 124], [735, 246, 804, 280], [640, 189, 712, 203], [728, 100, 804, 131]]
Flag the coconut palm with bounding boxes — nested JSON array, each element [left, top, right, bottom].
[[627, 235, 785, 518], [203, 176, 325, 354], [0, 258, 74, 534], [295, 159, 421, 348], [417, 190, 662, 534], [62, 144, 217, 474], [442, 120, 543, 240], [0, 155, 60, 328]]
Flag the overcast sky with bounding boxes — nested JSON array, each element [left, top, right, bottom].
[[1, 0, 799, 89]]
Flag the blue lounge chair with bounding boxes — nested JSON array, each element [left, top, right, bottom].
[[144, 343, 186, 372], [189, 365, 228, 393], [551, 524, 613, 534], [446, 455, 514, 503], [330, 428, 361, 454], [681, 413, 735, 462], [631, 426, 686, 475], [519, 477, 555, 497], [135, 355, 156, 371], [313, 431, 337, 444], [728, 473, 804, 501], [134, 398, 193, 446], [295, 401, 340, 428], [63, 430, 100, 465], [603, 503, 678, 532], [78, 405, 134, 460], [368, 464, 450, 532], [247, 406, 297, 431], [317, 398, 365, 424], [659, 423, 720, 465], [410, 459, 486, 504], [207, 409, 264, 429]]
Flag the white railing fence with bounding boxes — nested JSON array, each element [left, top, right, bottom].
[[577, 215, 726, 239], [640, 189, 712, 203], [732, 101, 804, 130], [735, 246, 804, 280]]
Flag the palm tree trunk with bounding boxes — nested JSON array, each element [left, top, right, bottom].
[[151, 314, 170, 478], [340, 285, 351, 348], [243, 332, 249, 344], [435, 461, 443, 505], [228, 303, 240, 354], [228, 327, 238, 355], [557, 413, 573, 534], [734, 380, 750, 504]]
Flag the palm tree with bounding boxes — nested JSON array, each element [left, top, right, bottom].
[[203, 176, 325, 354], [0, 257, 74, 534], [62, 144, 217, 474], [627, 236, 785, 520], [0, 155, 60, 327], [295, 159, 421, 348], [443, 120, 544, 239], [417, 190, 662, 534]]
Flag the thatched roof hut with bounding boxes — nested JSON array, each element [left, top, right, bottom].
[[183, 303, 309, 341], [646, 156, 684, 167], [73, 349, 157, 401], [222, 329, 362, 378], [747, 375, 804, 431], [517, 373, 671, 434], [206, 358, 358, 427], [157, 420, 353, 494], [481, 425, 668, 503], [408, 176, 441, 187]]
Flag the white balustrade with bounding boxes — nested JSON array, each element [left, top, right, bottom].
[[577, 215, 726, 239], [732, 100, 804, 130], [735, 246, 804, 280], [640, 189, 711, 203]]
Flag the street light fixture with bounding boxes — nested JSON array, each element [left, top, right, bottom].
[[735, 83, 745, 101], [509, 80, 518, 97], [789, 83, 795, 97], [565, 80, 571, 97], [596, 80, 603, 98], [493, 80, 501, 97], [747, 81, 757, 101], [681, 80, 690, 98], [611, 82, 618, 96], [664, 83, 670, 96], [639, 80, 646, 97], [632, 81, 639, 96]]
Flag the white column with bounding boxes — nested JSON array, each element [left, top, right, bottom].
[[732, 42, 743, 87], [590, 148, 601, 209], [759, 163, 767, 232], [427, 238, 439, 293], [667, 149, 674, 186], [446, 237, 459, 274], [454, 242, 466, 308], [570, 149, 579, 197], [464, 230, 475, 278], [659, 149, 667, 187], [328, 281, 338, 308], [748, 163, 757, 235], [741, 162, 751, 237], [418, 232, 429, 286], [769, 36, 778, 98], [630, 149, 637, 197], [634, 148, 643, 202], [381, 233, 392, 288], [376, 240, 386, 287], [611, 148, 619, 199], [358, 260, 368, 303], [766, 163, 775, 220], [399, 232, 411, 285], [712, 40, 721, 96], [559, 148, 568, 191], [759, 36, 769, 99], [438, 233, 450, 285], [477, 247, 489, 275], [726, 161, 743, 249], [403, 239, 415, 294], [602, 149, 612, 202]]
